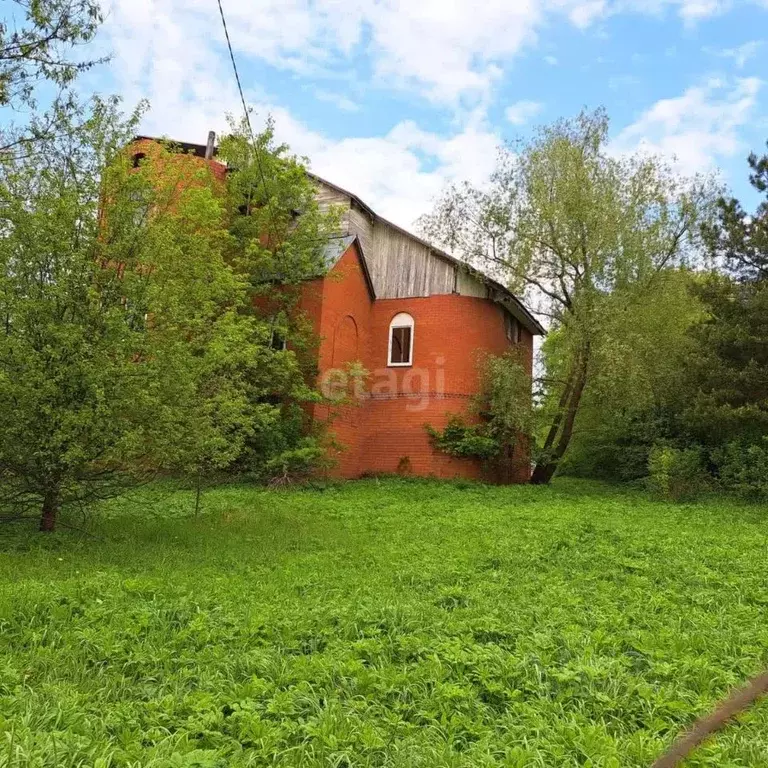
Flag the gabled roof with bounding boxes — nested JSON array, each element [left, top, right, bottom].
[[130, 135, 544, 335], [308, 173, 545, 336], [322, 234, 376, 300]]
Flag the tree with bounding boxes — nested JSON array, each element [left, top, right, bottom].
[[557, 268, 705, 480], [683, 143, 768, 448], [0, 97, 253, 531], [215, 118, 341, 481], [702, 143, 768, 281], [421, 109, 713, 483], [1, 0, 106, 153]]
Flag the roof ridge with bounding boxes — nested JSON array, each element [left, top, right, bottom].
[[130, 136, 544, 334]]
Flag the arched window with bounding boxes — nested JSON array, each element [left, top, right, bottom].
[[388, 312, 414, 366]]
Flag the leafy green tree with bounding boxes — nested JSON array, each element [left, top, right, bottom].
[[1, 0, 106, 153], [216, 118, 341, 480], [421, 109, 714, 484], [426, 348, 533, 473], [683, 143, 768, 451], [558, 268, 705, 480], [0, 98, 254, 531]]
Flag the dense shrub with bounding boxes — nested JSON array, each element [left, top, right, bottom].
[[425, 417, 499, 460], [647, 445, 709, 502], [426, 350, 532, 463], [714, 438, 768, 499]]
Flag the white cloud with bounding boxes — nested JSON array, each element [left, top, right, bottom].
[[102, 0, 768, 115], [298, 120, 500, 228], [616, 0, 730, 21], [568, 0, 609, 26], [97, 0, 766, 231], [99, 0, 501, 230], [315, 90, 360, 113], [675, 0, 728, 21], [612, 76, 762, 174], [505, 100, 545, 125], [712, 40, 764, 69]]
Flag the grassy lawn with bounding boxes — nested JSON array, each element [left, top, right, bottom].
[[2, 479, 768, 767]]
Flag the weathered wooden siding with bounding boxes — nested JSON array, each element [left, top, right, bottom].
[[347, 203, 374, 261], [314, 179, 504, 304], [455, 268, 488, 299], [368, 221, 452, 297], [315, 182, 349, 212]]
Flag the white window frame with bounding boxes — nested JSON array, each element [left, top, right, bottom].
[[388, 312, 414, 367]]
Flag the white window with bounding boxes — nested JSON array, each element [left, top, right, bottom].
[[388, 312, 414, 366]]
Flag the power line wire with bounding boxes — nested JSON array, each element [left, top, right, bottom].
[[215, 0, 254, 142], [215, 0, 275, 234]]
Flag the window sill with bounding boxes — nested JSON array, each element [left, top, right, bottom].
[[388, 362, 413, 368]]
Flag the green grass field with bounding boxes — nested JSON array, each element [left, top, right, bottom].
[[2, 479, 768, 767]]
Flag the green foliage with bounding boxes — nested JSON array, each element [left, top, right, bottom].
[[647, 446, 709, 502], [476, 349, 533, 442], [683, 276, 768, 446], [713, 438, 768, 499], [427, 350, 532, 462], [219, 117, 340, 296], [214, 118, 341, 482], [0, 0, 103, 107], [0, 97, 258, 528], [4, 479, 768, 766], [0, 0, 106, 154], [701, 140, 768, 282], [557, 141, 768, 493], [560, 269, 705, 481], [0, 102, 337, 529], [422, 109, 715, 483], [426, 417, 499, 459]]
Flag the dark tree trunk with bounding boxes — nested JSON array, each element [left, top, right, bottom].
[[530, 352, 589, 485], [39, 488, 59, 532], [530, 459, 557, 485], [531, 373, 575, 482]]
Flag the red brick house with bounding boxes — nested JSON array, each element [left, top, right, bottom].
[[131, 136, 544, 483]]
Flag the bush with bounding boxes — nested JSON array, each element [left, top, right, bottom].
[[714, 438, 768, 499], [425, 351, 532, 464], [263, 441, 328, 486], [425, 417, 499, 460], [647, 445, 709, 501]]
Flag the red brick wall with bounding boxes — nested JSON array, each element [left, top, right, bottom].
[[128, 138, 227, 187], [304, 251, 534, 483], [303, 243, 373, 478], [363, 295, 532, 483]]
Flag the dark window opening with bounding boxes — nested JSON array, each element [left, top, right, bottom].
[[270, 328, 287, 351], [505, 313, 522, 344], [132, 152, 146, 169], [390, 326, 411, 364]]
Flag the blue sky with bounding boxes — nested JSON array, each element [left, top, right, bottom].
[[83, 0, 768, 228]]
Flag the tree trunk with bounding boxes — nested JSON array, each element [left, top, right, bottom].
[[530, 374, 575, 484], [530, 353, 589, 485], [39, 488, 59, 533]]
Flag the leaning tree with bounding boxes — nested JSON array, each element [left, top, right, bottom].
[[421, 109, 714, 483]]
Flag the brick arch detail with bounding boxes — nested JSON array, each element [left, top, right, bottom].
[[332, 314, 359, 367]]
